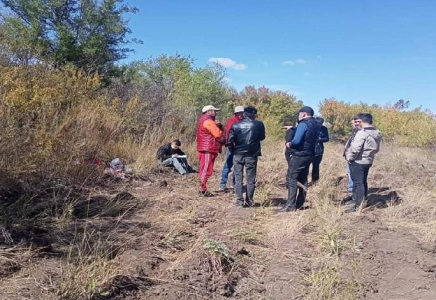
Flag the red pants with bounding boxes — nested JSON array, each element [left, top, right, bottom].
[[197, 152, 218, 192]]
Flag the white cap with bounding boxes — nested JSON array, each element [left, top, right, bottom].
[[234, 106, 244, 113], [202, 105, 221, 113]]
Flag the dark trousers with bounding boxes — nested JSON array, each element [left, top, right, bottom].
[[285, 151, 292, 164], [349, 162, 371, 207], [234, 155, 258, 205], [311, 155, 323, 182], [286, 155, 313, 210]]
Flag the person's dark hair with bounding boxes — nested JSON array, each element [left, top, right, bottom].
[[244, 106, 257, 119], [352, 116, 359, 121], [356, 113, 373, 124], [172, 139, 182, 146]]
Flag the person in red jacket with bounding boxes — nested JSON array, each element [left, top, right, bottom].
[[219, 106, 244, 191], [197, 105, 225, 196]]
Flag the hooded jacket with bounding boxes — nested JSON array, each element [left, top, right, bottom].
[[345, 126, 382, 165]]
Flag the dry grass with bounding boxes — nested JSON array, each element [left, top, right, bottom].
[[370, 145, 436, 241], [1, 137, 435, 299]]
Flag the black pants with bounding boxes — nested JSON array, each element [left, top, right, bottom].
[[286, 155, 313, 210], [349, 162, 371, 207], [285, 151, 292, 164], [311, 155, 323, 182], [234, 155, 258, 205]]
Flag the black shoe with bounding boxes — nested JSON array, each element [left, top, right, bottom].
[[344, 205, 357, 213], [199, 191, 214, 197], [235, 200, 244, 207], [245, 200, 254, 207], [276, 206, 296, 212]]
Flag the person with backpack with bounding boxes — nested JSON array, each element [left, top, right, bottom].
[[311, 117, 329, 183], [278, 106, 320, 212]]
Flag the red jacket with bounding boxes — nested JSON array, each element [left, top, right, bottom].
[[196, 114, 224, 153], [225, 115, 242, 140]]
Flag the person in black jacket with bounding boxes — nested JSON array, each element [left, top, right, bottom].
[[283, 120, 298, 164], [311, 117, 330, 183], [227, 106, 266, 207], [278, 106, 321, 212], [156, 140, 195, 175]]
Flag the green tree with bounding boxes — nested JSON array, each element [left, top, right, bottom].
[[0, 0, 137, 73]]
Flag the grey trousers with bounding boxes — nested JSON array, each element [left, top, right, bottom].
[[162, 157, 189, 175], [233, 155, 258, 205]]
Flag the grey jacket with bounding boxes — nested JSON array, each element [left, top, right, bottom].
[[345, 126, 382, 165]]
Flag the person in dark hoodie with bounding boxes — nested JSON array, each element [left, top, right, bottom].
[[227, 106, 266, 207], [311, 117, 330, 183], [278, 106, 320, 212], [157, 140, 195, 175], [345, 113, 382, 212]]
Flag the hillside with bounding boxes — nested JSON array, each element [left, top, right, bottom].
[[1, 140, 435, 300]]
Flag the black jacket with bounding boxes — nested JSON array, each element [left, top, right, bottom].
[[156, 143, 185, 162], [315, 126, 330, 156], [227, 117, 266, 157], [285, 127, 296, 157], [290, 117, 320, 157]]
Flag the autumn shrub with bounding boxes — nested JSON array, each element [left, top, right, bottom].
[[0, 65, 131, 182], [235, 86, 303, 136], [0, 55, 240, 182], [320, 98, 436, 147], [106, 55, 234, 146]]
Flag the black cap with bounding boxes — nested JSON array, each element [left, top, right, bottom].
[[298, 106, 314, 116]]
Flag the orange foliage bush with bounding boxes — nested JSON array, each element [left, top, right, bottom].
[[0, 65, 133, 181], [320, 98, 436, 146]]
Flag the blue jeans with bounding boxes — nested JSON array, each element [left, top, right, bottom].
[[347, 162, 354, 192], [220, 149, 235, 188]]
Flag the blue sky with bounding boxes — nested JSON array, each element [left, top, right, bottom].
[[125, 0, 436, 112]]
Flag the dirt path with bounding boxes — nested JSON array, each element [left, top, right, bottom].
[[346, 211, 436, 300]]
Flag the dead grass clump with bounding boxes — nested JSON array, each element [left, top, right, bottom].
[[372, 145, 436, 242], [267, 214, 309, 250], [304, 260, 360, 300], [58, 226, 125, 299], [0, 245, 33, 279], [231, 227, 261, 245]]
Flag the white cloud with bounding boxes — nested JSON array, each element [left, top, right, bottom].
[[283, 58, 306, 65], [304, 72, 312, 76], [208, 57, 247, 70], [283, 61, 295, 65], [223, 77, 232, 82]]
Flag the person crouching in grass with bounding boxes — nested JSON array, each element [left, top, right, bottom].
[[157, 139, 196, 175]]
